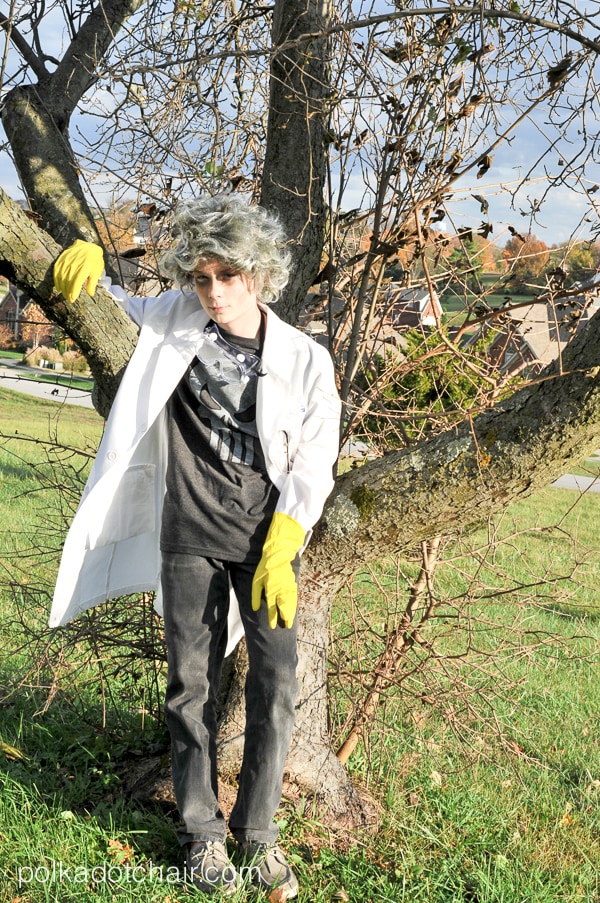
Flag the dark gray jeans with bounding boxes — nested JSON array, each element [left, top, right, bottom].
[[161, 552, 299, 847]]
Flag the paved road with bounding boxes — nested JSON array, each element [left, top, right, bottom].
[[550, 473, 600, 493], [0, 365, 94, 408]]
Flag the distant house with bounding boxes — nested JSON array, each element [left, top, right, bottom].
[[475, 278, 600, 377], [299, 288, 347, 346], [382, 285, 443, 330], [300, 282, 441, 349], [0, 280, 30, 340]]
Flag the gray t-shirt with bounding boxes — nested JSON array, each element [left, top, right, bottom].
[[160, 323, 279, 563]]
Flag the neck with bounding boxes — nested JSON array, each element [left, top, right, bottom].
[[238, 309, 263, 339], [221, 306, 263, 339]]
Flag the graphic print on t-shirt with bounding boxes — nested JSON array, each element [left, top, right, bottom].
[[161, 322, 277, 562], [188, 356, 259, 467]]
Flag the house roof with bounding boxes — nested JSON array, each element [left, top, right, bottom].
[[383, 285, 443, 328], [479, 287, 600, 375]]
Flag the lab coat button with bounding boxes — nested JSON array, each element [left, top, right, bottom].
[[106, 450, 118, 462]]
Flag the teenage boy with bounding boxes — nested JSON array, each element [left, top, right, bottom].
[[50, 194, 341, 898]]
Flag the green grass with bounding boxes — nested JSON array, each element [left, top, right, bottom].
[[0, 385, 102, 447], [22, 370, 93, 391], [0, 387, 103, 574], [1, 388, 600, 901], [441, 273, 535, 327]]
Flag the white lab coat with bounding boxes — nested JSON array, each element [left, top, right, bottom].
[[49, 287, 341, 654]]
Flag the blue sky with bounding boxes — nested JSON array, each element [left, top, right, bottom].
[[1, 2, 599, 251], [2, 121, 595, 252], [447, 117, 600, 249]]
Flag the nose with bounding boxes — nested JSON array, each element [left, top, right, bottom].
[[207, 277, 221, 300]]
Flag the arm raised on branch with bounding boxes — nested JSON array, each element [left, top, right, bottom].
[[0, 187, 137, 417]]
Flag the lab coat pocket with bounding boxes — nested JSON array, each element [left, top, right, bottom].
[[86, 464, 157, 549], [274, 428, 296, 474]]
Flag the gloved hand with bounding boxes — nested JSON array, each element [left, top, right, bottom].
[[53, 239, 104, 302], [252, 512, 306, 629]]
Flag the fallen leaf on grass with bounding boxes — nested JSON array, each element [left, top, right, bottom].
[[268, 889, 293, 902], [107, 838, 135, 865], [560, 802, 574, 827], [0, 739, 28, 761]]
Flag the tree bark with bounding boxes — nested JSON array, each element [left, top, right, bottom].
[[4, 183, 600, 826], [217, 572, 378, 825], [215, 298, 600, 822], [1, 0, 147, 251], [308, 330, 600, 577], [260, 0, 333, 324], [4, 0, 600, 830]]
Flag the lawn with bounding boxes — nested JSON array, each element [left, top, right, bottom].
[[440, 272, 535, 328], [0, 389, 599, 902]]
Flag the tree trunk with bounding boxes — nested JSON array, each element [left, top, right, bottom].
[[1, 0, 147, 252], [287, 577, 381, 826], [215, 299, 600, 825], [217, 573, 379, 826], [2, 85, 101, 248], [260, 0, 333, 324], [5, 0, 600, 831], [4, 185, 600, 825], [307, 325, 600, 574]]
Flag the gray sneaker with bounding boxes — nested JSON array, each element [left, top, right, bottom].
[[236, 841, 299, 899], [185, 840, 239, 896]]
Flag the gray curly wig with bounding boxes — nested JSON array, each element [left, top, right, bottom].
[[160, 193, 291, 304]]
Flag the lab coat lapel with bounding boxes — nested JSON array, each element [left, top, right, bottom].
[[137, 298, 210, 431], [257, 307, 294, 436]]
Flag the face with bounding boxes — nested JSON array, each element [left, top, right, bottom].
[[192, 259, 261, 338]]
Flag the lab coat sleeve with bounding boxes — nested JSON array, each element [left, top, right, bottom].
[[100, 277, 156, 326], [99, 279, 181, 327], [275, 345, 341, 533]]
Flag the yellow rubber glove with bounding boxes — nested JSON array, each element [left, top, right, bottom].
[[252, 512, 306, 629], [53, 239, 104, 302]]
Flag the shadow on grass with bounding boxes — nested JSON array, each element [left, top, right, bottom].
[[538, 601, 600, 624], [0, 672, 179, 868]]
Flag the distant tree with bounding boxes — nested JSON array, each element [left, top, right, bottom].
[[503, 233, 550, 289], [20, 302, 52, 350], [0, 320, 13, 347], [446, 235, 484, 293], [94, 203, 139, 255], [564, 243, 599, 284]]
